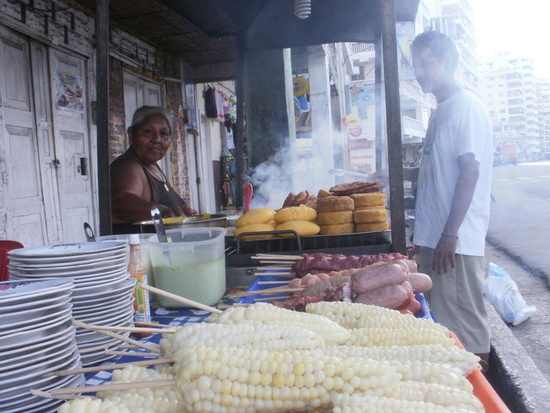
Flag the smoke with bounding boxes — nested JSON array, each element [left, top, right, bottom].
[[250, 130, 342, 209]]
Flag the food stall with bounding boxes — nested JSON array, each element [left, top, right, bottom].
[[0, 0, 512, 412]]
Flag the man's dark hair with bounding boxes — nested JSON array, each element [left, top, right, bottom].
[[411, 30, 459, 72]]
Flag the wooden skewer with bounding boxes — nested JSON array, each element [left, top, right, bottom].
[[231, 287, 303, 298], [255, 266, 295, 272], [254, 272, 293, 278], [73, 320, 161, 353], [30, 389, 90, 400], [53, 357, 174, 377], [32, 380, 176, 398], [257, 280, 289, 285], [75, 321, 176, 335], [141, 284, 222, 314], [258, 261, 294, 265], [254, 296, 290, 302], [105, 349, 159, 358], [135, 320, 165, 328], [252, 255, 303, 261]]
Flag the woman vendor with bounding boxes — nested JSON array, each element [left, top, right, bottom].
[[111, 106, 194, 231]]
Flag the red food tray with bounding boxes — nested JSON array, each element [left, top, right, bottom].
[[451, 333, 511, 413]]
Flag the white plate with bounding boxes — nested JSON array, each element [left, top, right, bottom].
[[76, 303, 134, 325], [8, 241, 127, 258], [0, 334, 76, 371], [73, 297, 133, 318], [76, 302, 133, 323], [0, 373, 82, 410], [9, 397, 63, 413], [10, 268, 128, 285], [8, 251, 128, 270], [76, 318, 133, 343], [0, 356, 80, 401], [0, 280, 72, 306], [0, 325, 75, 359], [76, 309, 134, 335], [72, 273, 130, 290], [0, 350, 79, 394], [72, 275, 130, 296], [71, 279, 135, 302], [0, 315, 73, 350], [0, 297, 72, 325], [9, 261, 128, 277], [0, 304, 72, 332], [1, 342, 79, 382], [9, 247, 127, 265], [0, 293, 71, 314]]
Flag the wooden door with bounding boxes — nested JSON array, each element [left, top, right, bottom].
[[49, 49, 94, 243], [123, 72, 169, 174], [0, 27, 48, 246]]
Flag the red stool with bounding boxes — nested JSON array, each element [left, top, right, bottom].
[[0, 241, 24, 281]]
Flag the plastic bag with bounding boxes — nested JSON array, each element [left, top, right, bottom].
[[483, 262, 536, 326]]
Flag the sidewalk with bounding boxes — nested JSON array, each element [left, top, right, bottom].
[[486, 244, 550, 381]]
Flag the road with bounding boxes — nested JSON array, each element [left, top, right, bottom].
[[489, 161, 550, 282], [488, 161, 550, 384]]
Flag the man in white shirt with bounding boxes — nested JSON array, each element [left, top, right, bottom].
[[411, 31, 493, 360]]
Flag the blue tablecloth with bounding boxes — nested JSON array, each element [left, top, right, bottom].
[[86, 277, 433, 385]]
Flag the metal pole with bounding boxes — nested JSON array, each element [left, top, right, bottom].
[[96, 0, 111, 234], [234, 35, 247, 208], [380, 0, 406, 253]]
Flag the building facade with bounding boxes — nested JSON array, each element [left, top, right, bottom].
[[536, 78, 550, 156], [481, 55, 541, 160]]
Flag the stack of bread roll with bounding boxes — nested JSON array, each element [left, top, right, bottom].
[[235, 208, 276, 239], [316, 195, 356, 235], [352, 192, 389, 233], [274, 205, 320, 236]]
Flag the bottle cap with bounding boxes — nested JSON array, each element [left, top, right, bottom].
[[129, 234, 140, 245]]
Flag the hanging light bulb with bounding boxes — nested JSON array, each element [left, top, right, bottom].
[[294, 0, 312, 19]]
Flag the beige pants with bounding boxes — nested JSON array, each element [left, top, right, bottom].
[[416, 246, 490, 354]]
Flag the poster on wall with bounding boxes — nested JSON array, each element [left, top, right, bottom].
[[54, 57, 84, 113]]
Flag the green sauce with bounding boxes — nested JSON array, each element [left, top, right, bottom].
[[152, 258, 226, 307]]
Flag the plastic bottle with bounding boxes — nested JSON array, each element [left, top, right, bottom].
[[128, 234, 151, 323]]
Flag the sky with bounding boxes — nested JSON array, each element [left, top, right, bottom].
[[473, 0, 550, 77]]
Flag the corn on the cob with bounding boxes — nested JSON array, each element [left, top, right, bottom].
[[175, 345, 399, 413], [324, 345, 480, 375], [98, 366, 182, 413], [306, 301, 448, 333], [372, 381, 483, 412], [348, 327, 455, 347], [216, 303, 350, 344], [332, 394, 478, 413], [58, 398, 132, 413], [160, 322, 325, 357]]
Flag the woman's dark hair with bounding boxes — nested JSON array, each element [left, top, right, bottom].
[[411, 30, 459, 72]]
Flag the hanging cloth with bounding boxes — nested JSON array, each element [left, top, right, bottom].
[[204, 86, 218, 119]]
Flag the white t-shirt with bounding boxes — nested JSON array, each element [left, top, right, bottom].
[[414, 89, 493, 257]]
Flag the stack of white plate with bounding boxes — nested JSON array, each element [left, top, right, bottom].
[[0, 279, 84, 413], [8, 242, 135, 366]]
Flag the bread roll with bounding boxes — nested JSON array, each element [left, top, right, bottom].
[[235, 223, 275, 240], [276, 220, 320, 237], [353, 208, 388, 224], [319, 223, 355, 235], [236, 208, 276, 227], [318, 189, 332, 198], [355, 222, 390, 233], [317, 196, 354, 212], [351, 192, 385, 208], [317, 211, 353, 225], [274, 205, 317, 223]]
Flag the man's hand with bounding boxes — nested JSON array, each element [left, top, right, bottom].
[[433, 234, 458, 274]]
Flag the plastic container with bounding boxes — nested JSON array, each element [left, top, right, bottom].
[[148, 228, 226, 307]]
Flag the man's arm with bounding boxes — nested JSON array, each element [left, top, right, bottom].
[[433, 153, 479, 273]]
